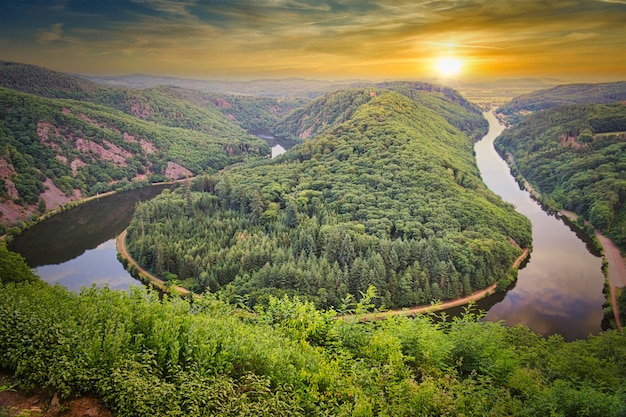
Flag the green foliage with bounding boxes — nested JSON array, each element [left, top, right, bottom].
[[126, 89, 530, 310], [273, 82, 487, 142], [196, 92, 302, 131], [0, 243, 38, 284], [495, 102, 626, 250], [257, 295, 336, 345], [617, 288, 626, 327], [1, 279, 625, 416]]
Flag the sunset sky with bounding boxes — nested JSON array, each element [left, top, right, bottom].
[[0, 0, 624, 81]]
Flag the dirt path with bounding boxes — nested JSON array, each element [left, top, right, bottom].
[[116, 229, 190, 296], [595, 232, 625, 332], [596, 232, 626, 288], [354, 248, 529, 321]]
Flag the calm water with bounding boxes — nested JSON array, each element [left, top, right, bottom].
[[250, 130, 296, 158], [9, 184, 177, 291], [473, 111, 605, 340]]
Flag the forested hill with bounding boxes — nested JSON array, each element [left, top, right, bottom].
[[495, 102, 626, 250], [497, 81, 626, 122], [272, 82, 487, 142], [0, 85, 269, 228], [0, 62, 307, 228], [0, 61, 300, 132], [126, 88, 531, 309]]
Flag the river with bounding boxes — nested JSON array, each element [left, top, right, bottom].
[[9, 113, 606, 340], [8, 184, 177, 291], [250, 130, 297, 158], [471, 111, 605, 340]]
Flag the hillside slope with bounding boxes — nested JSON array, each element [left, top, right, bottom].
[[0, 86, 268, 227], [497, 81, 626, 123], [495, 102, 626, 250], [273, 81, 487, 141], [126, 89, 531, 309], [0, 61, 300, 133]]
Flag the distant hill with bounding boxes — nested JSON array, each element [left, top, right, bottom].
[[455, 78, 563, 109], [0, 62, 275, 227], [497, 81, 626, 123], [82, 73, 360, 99], [0, 61, 301, 132], [272, 81, 488, 142]]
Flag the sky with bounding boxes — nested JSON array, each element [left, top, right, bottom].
[[0, 0, 624, 81]]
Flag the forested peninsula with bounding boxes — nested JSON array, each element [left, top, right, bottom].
[[125, 87, 531, 309]]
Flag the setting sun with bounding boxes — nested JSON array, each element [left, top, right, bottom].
[[436, 57, 462, 77]]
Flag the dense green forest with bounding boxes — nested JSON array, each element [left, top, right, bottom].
[[494, 103, 626, 250], [497, 81, 626, 124], [272, 81, 487, 142], [125, 88, 531, 309], [1, 247, 625, 416]]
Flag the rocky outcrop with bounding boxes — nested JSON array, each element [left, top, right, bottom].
[[164, 161, 193, 180]]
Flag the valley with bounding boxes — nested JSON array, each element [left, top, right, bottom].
[[1, 63, 625, 417]]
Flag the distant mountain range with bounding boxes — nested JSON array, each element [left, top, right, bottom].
[[80, 73, 363, 99]]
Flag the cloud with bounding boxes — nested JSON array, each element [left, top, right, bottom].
[[36, 23, 64, 44], [129, 0, 198, 17], [4, 0, 623, 80], [51, 0, 70, 11]]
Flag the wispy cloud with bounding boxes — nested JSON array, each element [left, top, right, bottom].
[[129, 0, 198, 17], [36, 23, 64, 44], [424, 41, 503, 50]]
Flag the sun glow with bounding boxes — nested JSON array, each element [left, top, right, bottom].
[[435, 57, 462, 77]]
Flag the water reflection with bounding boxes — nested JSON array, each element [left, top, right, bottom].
[[475, 111, 604, 341], [34, 240, 136, 292], [9, 184, 177, 292], [10, 184, 175, 267], [251, 129, 297, 158]]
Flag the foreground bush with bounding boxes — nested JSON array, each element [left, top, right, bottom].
[[1, 276, 625, 416]]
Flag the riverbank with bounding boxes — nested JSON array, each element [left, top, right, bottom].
[[351, 247, 530, 321], [557, 210, 624, 331], [116, 229, 191, 296], [0, 178, 187, 242], [504, 163, 625, 332]]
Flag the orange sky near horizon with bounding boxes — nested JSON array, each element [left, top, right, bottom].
[[0, 0, 624, 82]]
